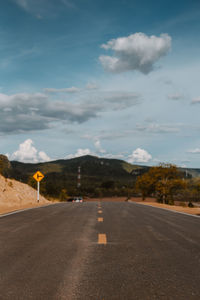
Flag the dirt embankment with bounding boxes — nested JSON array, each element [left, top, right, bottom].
[[0, 175, 50, 215]]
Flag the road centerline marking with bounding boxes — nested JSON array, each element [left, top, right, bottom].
[[98, 210, 103, 214], [98, 234, 107, 244], [98, 217, 103, 222]]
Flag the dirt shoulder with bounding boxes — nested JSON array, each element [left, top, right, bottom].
[[0, 202, 54, 215], [132, 201, 200, 216]]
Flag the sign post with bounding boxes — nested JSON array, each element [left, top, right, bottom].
[[37, 181, 40, 202], [33, 171, 44, 203]]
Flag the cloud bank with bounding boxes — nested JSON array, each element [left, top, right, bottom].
[[8, 138, 152, 165], [0, 91, 140, 134], [99, 33, 171, 74], [44, 87, 80, 93]]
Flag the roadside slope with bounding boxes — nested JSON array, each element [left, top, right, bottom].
[[0, 174, 49, 214]]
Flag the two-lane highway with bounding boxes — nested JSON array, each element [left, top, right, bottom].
[[0, 202, 200, 299]]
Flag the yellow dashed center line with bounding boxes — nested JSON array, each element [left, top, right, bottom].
[[98, 233, 107, 244], [98, 217, 103, 222], [98, 210, 103, 214]]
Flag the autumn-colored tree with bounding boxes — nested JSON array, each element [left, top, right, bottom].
[[135, 173, 155, 200], [135, 164, 186, 204]]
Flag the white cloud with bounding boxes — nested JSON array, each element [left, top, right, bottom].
[[191, 97, 200, 104], [94, 138, 106, 154], [44, 87, 80, 93], [187, 148, 200, 153], [38, 151, 51, 162], [5, 153, 10, 159], [104, 153, 125, 159], [180, 164, 187, 168], [65, 147, 126, 161], [99, 32, 171, 74], [136, 123, 180, 133], [86, 83, 99, 90], [128, 148, 152, 163], [10, 139, 51, 163], [61, 0, 75, 8], [168, 93, 183, 100], [15, 0, 28, 9], [65, 148, 92, 159], [13, 0, 75, 17]]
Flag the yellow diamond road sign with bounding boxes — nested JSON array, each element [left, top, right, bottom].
[[33, 171, 44, 182]]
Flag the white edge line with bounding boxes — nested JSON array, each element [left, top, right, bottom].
[[130, 201, 200, 218], [0, 203, 58, 218]]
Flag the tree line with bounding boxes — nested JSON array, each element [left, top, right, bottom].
[[26, 163, 200, 204]]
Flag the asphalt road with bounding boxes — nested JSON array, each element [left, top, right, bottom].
[[0, 202, 200, 300]]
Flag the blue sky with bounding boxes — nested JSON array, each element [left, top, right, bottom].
[[1, 0, 200, 167]]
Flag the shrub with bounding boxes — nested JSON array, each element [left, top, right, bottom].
[[8, 181, 13, 188], [168, 199, 174, 205], [179, 202, 186, 207], [59, 189, 68, 202]]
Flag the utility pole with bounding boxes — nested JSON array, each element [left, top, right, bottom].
[[77, 166, 81, 191]]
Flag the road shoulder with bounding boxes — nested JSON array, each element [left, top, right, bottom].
[[130, 201, 200, 217], [0, 202, 57, 218]]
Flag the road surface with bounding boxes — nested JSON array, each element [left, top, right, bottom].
[[0, 202, 200, 299]]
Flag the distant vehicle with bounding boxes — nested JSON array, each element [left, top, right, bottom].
[[72, 197, 83, 203], [67, 197, 74, 202]]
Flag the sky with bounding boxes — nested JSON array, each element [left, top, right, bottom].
[[1, 0, 200, 167]]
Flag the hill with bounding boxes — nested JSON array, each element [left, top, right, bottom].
[[5, 155, 200, 198], [9, 155, 149, 198]]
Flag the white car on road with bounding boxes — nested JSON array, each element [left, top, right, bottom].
[[73, 197, 83, 203]]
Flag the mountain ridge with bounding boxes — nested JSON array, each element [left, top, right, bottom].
[[1, 154, 200, 198]]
